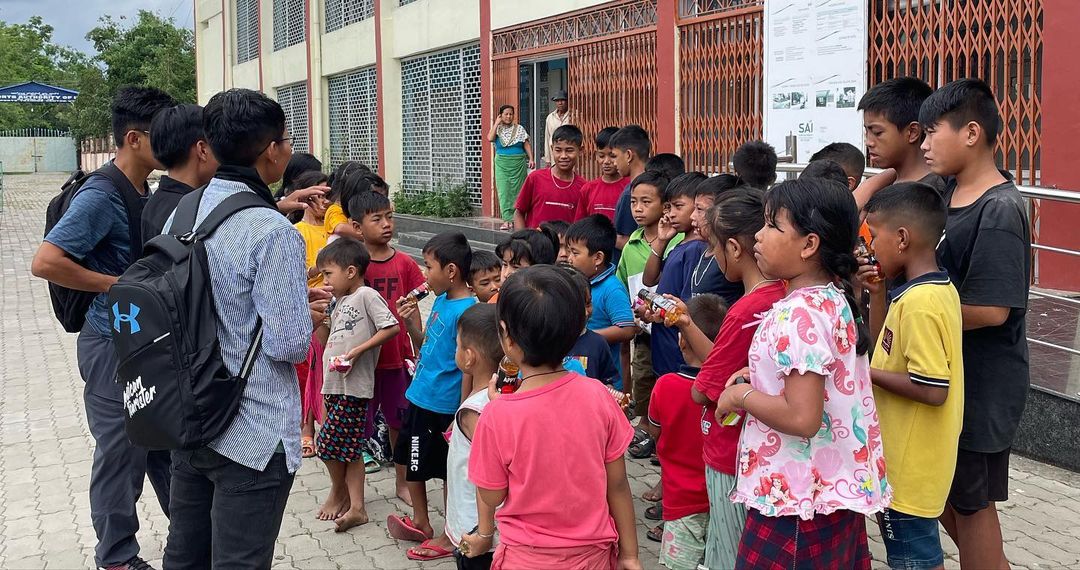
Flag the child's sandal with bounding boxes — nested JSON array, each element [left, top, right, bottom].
[[301, 436, 316, 458], [646, 523, 664, 542]]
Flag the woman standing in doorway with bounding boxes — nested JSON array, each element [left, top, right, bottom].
[[488, 105, 534, 231]]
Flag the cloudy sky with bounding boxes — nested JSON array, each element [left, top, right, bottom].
[[1, 0, 194, 54]]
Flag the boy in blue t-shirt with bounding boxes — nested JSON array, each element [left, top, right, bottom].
[[565, 215, 636, 390], [562, 266, 620, 385], [390, 232, 476, 546]]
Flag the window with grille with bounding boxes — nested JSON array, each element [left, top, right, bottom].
[[273, 0, 305, 51], [276, 83, 310, 153], [327, 67, 379, 170], [400, 43, 482, 207], [236, 0, 260, 64], [325, 0, 375, 33], [399, 0, 420, 5]]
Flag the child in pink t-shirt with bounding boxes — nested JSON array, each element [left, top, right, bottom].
[[461, 265, 639, 570], [714, 178, 890, 569]]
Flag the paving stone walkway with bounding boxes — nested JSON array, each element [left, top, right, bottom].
[[2, 173, 1079, 569]]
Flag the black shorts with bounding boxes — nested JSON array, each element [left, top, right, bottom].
[[948, 447, 1011, 515], [393, 404, 455, 482]]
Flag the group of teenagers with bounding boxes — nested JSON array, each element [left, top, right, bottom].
[[31, 74, 1029, 570]]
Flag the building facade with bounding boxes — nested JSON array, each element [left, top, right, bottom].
[[194, 0, 1080, 289]]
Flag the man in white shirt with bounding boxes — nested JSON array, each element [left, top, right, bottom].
[[544, 90, 573, 168]]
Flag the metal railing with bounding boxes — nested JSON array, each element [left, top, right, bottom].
[[775, 162, 1080, 372]]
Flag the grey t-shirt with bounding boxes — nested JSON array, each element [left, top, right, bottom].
[[323, 286, 399, 399]]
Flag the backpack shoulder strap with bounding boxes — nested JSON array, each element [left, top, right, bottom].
[[169, 186, 209, 236], [194, 191, 275, 239], [93, 162, 148, 259]]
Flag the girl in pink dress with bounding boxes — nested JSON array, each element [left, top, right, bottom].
[[714, 178, 891, 569]]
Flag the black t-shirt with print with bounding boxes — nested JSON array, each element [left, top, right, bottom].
[[938, 177, 1031, 453]]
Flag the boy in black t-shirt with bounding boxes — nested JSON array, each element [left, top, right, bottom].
[[919, 78, 1030, 570]]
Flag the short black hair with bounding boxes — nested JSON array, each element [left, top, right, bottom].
[[282, 153, 323, 192], [112, 86, 177, 148], [423, 231, 473, 277], [285, 170, 328, 223], [495, 227, 559, 266], [150, 104, 205, 170], [864, 181, 947, 242], [498, 104, 514, 115], [470, 250, 503, 278], [631, 170, 670, 201], [562, 264, 592, 303], [595, 126, 620, 150], [858, 77, 934, 131], [347, 189, 392, 222], [810, 142, 865, 181], [328, 161, 370, 203], [687, 294, 727, 342], [551, 124, 583, 147], [339, 170, 377, 219], [668, 171, 707, 201], [363, 172, 390, 195], [609, 125, 651, 160], [316, 236, 370, 275], [698, 173, 748, 198], [645, 153, 685, 181], [799, 159, 850, 190], [540, 219, 570, 238], [458, 303, 504, 368], [919, 78, 1001, 146], [565, 214, 616, 266], [497, 265, 585, 367], [732, 140, 778, 188], [203, 88, 286, 167]]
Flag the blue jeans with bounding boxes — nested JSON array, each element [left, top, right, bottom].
[[876, 508, 945, 570], [163, 447, 294, 569]]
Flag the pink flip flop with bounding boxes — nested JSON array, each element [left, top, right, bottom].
[[406, 539, 455, 561], [386, 514, 432, 543]]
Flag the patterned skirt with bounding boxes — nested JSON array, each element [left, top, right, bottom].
[[735, 508, 870, 570], [316, 394, 369, 462]]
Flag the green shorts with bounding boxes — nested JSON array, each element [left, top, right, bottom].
[[703, 466, 746, 570], [660, 512, 708, 570]]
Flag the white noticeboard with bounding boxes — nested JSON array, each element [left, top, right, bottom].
[[763, 0, 868, 163]]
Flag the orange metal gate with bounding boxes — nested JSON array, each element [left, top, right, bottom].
[[677, 2, 764, 175], [868, 0, 1043, 185]]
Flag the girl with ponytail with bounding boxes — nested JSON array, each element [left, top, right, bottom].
[[714, 177, 890, 569]]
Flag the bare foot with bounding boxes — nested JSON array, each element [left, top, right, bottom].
[[334, 508, 369, 532], [396, 486, 413, 507], [317, 489, 349, 521], [642, 481, 662, 502], [408, 533, 454, 559]]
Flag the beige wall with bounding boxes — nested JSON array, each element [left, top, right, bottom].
[[392, 0, 480, 60], [490, 0, 609, 30]]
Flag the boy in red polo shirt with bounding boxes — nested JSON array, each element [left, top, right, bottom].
[[645, 294, 727, 570], [513, 124, 586, 229]]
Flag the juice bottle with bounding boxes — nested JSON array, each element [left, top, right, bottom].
[[405, 282, 430, 303], [636, 290, 685, 327], [856, 238, 884, 284], [495, 356, 521, 394], [720, 374, 750, 426]]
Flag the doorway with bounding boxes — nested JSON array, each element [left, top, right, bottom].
[[518, 57, 568, 165]]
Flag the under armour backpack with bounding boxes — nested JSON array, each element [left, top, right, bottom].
[[44, 163, 145, 333], [108, 187, 272, 450]]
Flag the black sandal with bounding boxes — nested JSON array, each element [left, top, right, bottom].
[[644, 504, 663, 521], [628, 437, 655, 459], [646, 523, 664, 542], [630, 427, 649, 446]]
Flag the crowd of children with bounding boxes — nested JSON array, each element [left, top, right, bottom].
[[276, 76, 1029, 570]]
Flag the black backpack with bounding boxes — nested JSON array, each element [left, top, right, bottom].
[[109, 186, 273, 450], [44, 162, 146, 333]]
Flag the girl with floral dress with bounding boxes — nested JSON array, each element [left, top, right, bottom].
[[715, 178, 891, 569]]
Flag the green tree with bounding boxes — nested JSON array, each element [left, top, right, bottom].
[[0, 16, 91, 132], [66, 11, 196, 140]]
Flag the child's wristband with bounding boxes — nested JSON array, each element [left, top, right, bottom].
[[740, 388, 756, 407]]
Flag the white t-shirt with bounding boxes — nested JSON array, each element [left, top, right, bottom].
[[445, 388, 494, 547], [322, 286, 398, 399]]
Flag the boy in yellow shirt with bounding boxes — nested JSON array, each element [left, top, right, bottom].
[[860, 181, 964, 570]]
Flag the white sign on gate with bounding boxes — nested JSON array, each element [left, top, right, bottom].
[[763, 0, 868, 163]]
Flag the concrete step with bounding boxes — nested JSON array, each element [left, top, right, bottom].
[[394, 213, 511, 247], [392, 231, 499, 265]]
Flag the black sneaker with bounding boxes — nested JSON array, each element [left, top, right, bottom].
[[101, 556, 155, 570]]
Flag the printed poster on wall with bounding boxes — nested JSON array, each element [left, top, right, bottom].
[[763, 0, 867, 163]]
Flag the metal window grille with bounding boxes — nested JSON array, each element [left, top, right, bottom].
[[401, 43, 482, 207], [325, 0, 375, 33], [236, 0, 260, 64], [273, 0, 305, 51], [276, 83, 310, 153], [399, 0, 420, 5], [327, 67, 379, 170]]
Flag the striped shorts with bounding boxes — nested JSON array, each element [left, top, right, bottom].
[[703, 466, 746, 570]]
